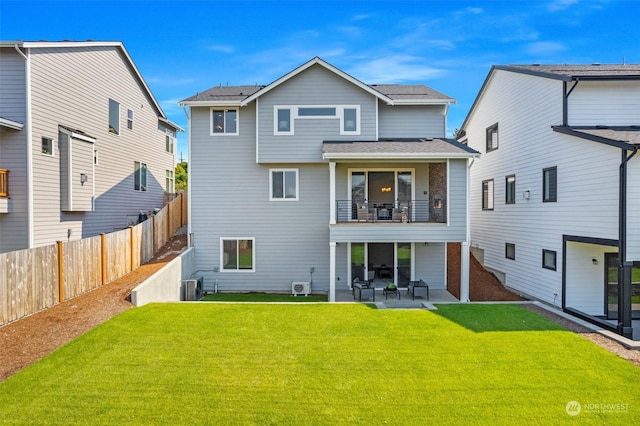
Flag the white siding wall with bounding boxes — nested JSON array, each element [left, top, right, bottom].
[[0, 48, 29, 252], [628, 156, 640, 260], [565, 242, 608, 315], [257, 65, 377, 163], [466, 70, 622, 305], [28, 46, 174, 247], [378, 104, 445, 138], [568, 81, 640, 126]]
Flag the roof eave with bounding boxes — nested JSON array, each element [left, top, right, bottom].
[[322, 152, 479, 161], [552, 126, 636, 150], [0, 117, 24, 130], [392, 99, 456, 106], [178, 100, 244, 107], [159, 116, 184, 132]]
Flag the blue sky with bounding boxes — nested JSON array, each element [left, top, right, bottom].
[[1, 0, 639, 159]]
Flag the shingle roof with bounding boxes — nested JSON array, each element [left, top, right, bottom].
[[369, 84, 454, 101], [552, 126, 640, 149], [497, 64, 640, 80], [322, 138, 479, 159], [180, 85, 264, 103]]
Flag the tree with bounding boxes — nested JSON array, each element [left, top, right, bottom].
[[175, 161, 188, 191]]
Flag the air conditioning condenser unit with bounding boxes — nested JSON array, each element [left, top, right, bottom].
[[182, 277, 204, 301], [291, 281, 311, 296]]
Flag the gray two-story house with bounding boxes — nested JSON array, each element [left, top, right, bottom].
[[180, 57, 478, 301], [0, 41, 181, 253]]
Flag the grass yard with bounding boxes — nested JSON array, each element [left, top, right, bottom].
[[200, 293, 327, 302], [1, 304, 639, 424]]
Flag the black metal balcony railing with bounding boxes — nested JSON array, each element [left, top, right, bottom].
[[0, 169, 8, 197], [335, 200, 446, 224]]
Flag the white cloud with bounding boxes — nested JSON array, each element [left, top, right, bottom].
[[206, 45, 234, 53], [525, 41, 567, 55], [547, 0, 579, 12], [346, 55, 447, 84], [351, 14, 371, 21]]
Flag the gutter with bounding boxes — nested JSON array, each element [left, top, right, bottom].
[[14, 44, 34, 248]]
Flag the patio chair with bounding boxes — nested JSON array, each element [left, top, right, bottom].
[[357, 203, 371, 222], [408, 280, 429, 300]]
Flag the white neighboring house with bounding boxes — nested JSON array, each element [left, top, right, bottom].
[[0, 41, 182, 253], [460, 64, 640, 340], [180, 57, 479, 301]]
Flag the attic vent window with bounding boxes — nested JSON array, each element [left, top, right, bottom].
[[298, 107, 336, 116]]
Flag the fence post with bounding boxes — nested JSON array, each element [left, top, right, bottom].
[[101, 233, 107, 285], [129, 226, 134, 272], [151, 214, 156, 253], [57, 241, 64, 303]]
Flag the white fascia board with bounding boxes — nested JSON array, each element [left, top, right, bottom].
[[159, 116, 184, 132], [70, 131, 96, 144], [178, 100, 243, 107], [240, 57, 395, 106], [0, 117, 24, 130], [392, 99, 456, 106], [322, 152, 480, 160]]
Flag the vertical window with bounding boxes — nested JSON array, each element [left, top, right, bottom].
[[486, 122, 498, 152], [482, 179, 494, 210], [94, 149, 99, 165], [542, 249, 557, 270], [108, 98, 120, 134], [221, 238, 254, 271], [127, 109, 134, 130], [543, 166, 557, 202], [505, 175, 516, 204], [134, 161, 147, 191], [505, 243, 515, 260], [42, 137, 53, 156], [343, 108, 358, 133], [166, 170, 174, 193], [166, 135, 175, 153], [270, 169, 298, 200], [211, 109, 238, 135], [276, 108, 291, 133]]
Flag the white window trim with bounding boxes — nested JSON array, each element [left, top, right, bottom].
[[108, 98, 120, 136], [41, 137, 54, 156], [220, 237, 255, 273], [134, 161, 148, 192], [273, 105, 361, 136], [127, 108, 134, 130], [210, 108, 239, 136], [269, 168, 299, 201]]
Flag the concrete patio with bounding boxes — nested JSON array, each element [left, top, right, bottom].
[[335, 287, 459, 309]]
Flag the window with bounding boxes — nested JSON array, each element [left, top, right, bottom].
[[505, 243, 515, 260], [486, 122, 498, 152], [270, 169, 298, 200], [275, 108, 292, 134], [482, 179, 494, 210], [42, 137, 53, 156], [543, 166, 557, 202], [221, 238, 254, 272], [343, 108, 358, 132], [94, 149, 99, 165], [134, 161, 147, 191], [127, 109, 134, 130], [108, 98, 120, 134], [166, 170, 174, 193], [542, 249, 557, 270], [505, 175, 516, 204], [211, 108, 238, 135], [166, 134, 175, 154], [298, 107, 336, 116]]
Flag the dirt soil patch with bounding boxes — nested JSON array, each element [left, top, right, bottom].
[[0, 233, 188, 381], [1, 239, 637, 382]]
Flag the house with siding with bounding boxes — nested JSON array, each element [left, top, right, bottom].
[[0, 41, 181, 253], [179, 57, 479, 301], [459, 64, 640, 340]]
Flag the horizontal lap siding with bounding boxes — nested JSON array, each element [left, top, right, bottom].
[[378, 104, 445, 138], [0, 49, 29, 252], [568, 81, 640, 126], [191, 104, 331, 292], [628, 157, 640, 260], [257, 65, 377, 163], [28, 47, 173, 248], [565, 242, 607, 315], [466, 70, 622, 305]]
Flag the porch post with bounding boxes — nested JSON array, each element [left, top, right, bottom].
[[329, 162, 336, 224], [460, 241, 470, 302], [329, 241, 337, 302]]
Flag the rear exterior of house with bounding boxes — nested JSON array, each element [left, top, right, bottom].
[[0, 41, 180, 253], [460, 64, 640, 339], [181, 57, 478, 301]]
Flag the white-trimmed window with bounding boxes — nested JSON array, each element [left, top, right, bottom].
[[211, 108, 238, 135], [108, 98, 120, 135], [221, 238, 255, 272], [482, 179, 494, 210], [273, 105, 360, 135], [505, 175, 516, 204], [166, 134, 175, 154], [94, 149, 99, 165], [134, 161, 147, 191], [166, 170, 174, 193], [486, 122, 498, 152], [127, 109, 134, 130], [506, 243, 515, 260], [270, 169, 299, 201], [42, 137, 53, 156], [542, 249, 557, 270]]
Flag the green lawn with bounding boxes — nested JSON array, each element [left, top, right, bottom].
[[200, 293, 327, 302], [1, 304, 639, 424]]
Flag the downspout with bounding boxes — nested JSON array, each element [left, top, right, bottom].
[[15, 44, 34, 248], [618, 146, 638, 338]]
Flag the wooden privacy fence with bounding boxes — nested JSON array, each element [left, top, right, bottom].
[[0, 192, 187, 326]]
